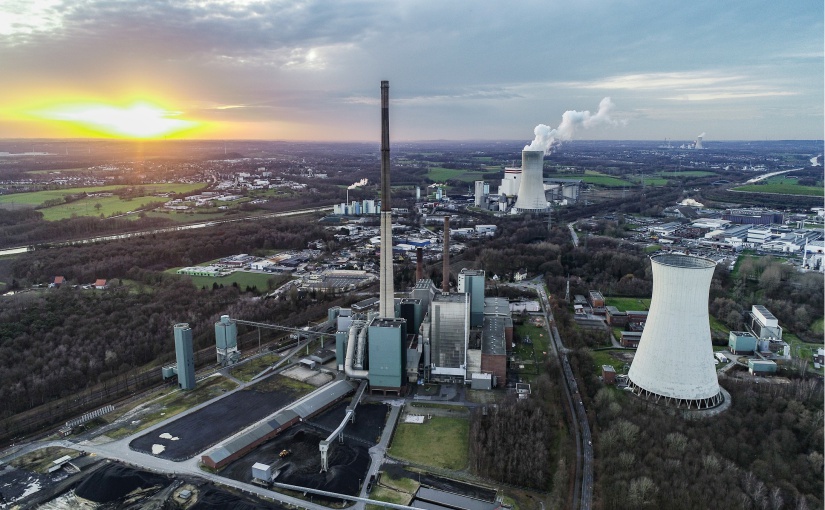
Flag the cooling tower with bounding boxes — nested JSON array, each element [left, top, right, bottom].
[[627, 254, 722, 409], [513, 150, 548, 212], [695, 135, 703, 149]]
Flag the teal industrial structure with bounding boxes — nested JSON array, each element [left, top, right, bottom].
[[174, 323, 196, 390]]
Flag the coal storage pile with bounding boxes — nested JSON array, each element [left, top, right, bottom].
[[74, 463, 169, 503], [191, 487, 287, 510]]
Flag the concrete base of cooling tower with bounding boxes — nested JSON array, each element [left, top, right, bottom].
[[626, 378, 725, 411]]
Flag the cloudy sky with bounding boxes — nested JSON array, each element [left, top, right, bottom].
[[1, 0, 822, 141]]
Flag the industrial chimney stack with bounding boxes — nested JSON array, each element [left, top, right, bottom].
[[442, 216, 450, 292], [379, 81, 395, 317]]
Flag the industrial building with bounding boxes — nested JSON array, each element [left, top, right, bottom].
[[328, 82, 512, 393], [728, 331, 757, 355], [513, 150, 549, 212], [173, 323, 196, 390], [627, 254, 723, 409], [215, 315, 240, 365]]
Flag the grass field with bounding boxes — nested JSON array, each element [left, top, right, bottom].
[[590, 350, 627, 376], [427, 167, 489, 183], [174, 270, 290, 292], [658, 171, 716, 177], [812, 318, 824, 336], [40, 195, 167, 220], [229, 353, 282, 382], [546, 171, 633, 187], [0, 183, 206, 208], [0, 182, 208, 220], [628, 175, 668, 186], [732, 177, 824, 196], [389, 416, 469, 470], [604, 297, 651, 311]]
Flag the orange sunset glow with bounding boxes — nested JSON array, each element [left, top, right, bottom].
[[21, 100, 205, 139]]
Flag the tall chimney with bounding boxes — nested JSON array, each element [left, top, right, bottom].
[[379, 81, 395, 317], [416, 247, 424, 281], [442, 216, 450, 293]]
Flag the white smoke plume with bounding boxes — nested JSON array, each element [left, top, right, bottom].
[[697, 132, 706, 138], [348, 178, 368, 190], [524, 97, 618, 154]]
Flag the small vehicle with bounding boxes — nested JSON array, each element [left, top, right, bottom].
[[279, 449, 290, 458]]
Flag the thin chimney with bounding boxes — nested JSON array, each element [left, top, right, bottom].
[[378, 81, 395, 317], [442, 216, 450, 293], [416, 247, 423, 281]]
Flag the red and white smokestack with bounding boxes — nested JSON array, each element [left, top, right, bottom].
[[379, 81, 395, 317], [416, 247, 423, 282], [442, 216, 450, 293]]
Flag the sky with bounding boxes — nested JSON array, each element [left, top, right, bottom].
[[0, 0, 822, 142]]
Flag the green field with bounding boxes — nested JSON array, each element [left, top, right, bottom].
[[175, 270, 290, 292], [427, 167, 489, 183], [40, 195, 167, 220], [629, 175, 668, 186], [812, 318, 824, 336], [0, 183, 208, 220], [389, 416, 469, 470], [604, 297, 651, 311], [590, 349, 627, 376], [546, 171, 633, 187], [733, 177, 823, 197], [229, 353, 283, 382], [0, 183, 206, 207], [658, 171, 716, 177]]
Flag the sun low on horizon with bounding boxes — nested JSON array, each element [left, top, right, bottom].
[[11, 99, 207, 140]]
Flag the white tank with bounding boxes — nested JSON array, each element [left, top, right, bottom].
[[513, 150, 548, 212], [627, 254, 723, 409]]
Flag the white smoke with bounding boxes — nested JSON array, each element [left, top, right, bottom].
[[524, 97, 618, 154], [697, 132, 706, 138], [348, 178, 368, 190]]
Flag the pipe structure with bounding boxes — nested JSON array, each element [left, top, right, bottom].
[[416, 247, 423, 281], [354, 323, 368, 369], [379, 80, 395, 317], [344, 321, 368, 379], [442, 216, 450, 292]]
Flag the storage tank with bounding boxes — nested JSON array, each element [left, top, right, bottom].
[[627, 254, 722, 409], [513, 151, 548, 212]]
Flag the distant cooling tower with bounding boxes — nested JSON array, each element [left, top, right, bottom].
[[695, 136, 703, 149], [513, 150, 548, 212], [627, 254, 722, 409]]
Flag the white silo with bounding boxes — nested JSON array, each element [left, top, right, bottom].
[[627, 254, 723, 409], [513, 150, 548, 212]]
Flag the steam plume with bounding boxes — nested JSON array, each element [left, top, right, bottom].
[[348, 178, 368, 190], [524, 97, 617, 154], [697, 132, 705, 138]]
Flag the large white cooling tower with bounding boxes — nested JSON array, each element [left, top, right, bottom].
[[627, 254, 723, 409], [513, 150, 548, 212]]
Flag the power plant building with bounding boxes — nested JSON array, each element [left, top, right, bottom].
[[367, 318, 407, 392], [174, 323, 196, 390], [428, 292, 470, 380], [458, 269, 485, 328], [627, 254, 723, 409]]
